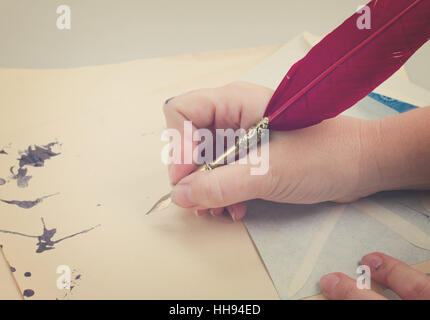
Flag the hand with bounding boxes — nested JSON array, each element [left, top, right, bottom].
[[320, 252, 430, 300], [163, 82, 383, 220]]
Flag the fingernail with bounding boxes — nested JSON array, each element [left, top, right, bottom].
[[164, 96, 175, 105], [228, 207, 237, 222], [172, 184, 195, 207], [362, 254, 383, 271], [320, 274, 340, 293], [209, 209, 215, 217], [195, 209, 206, 217]]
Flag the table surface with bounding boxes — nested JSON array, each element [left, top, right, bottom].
[[0, 44, 429, 299]]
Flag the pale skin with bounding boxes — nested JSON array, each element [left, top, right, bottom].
[[163, 82, 430, 300]]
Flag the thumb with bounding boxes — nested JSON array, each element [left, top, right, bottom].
[[171, 162, 269, 209]]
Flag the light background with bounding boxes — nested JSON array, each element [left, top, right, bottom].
[[0, 0, 428, 90]]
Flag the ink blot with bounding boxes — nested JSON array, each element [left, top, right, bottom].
[[18, 142, 60, 168], [0, 150, 7, 155], [23, 289, 34, 298], [0, 193, 59, 209], [0, 178, 6, 186], [60, 269, 83, 299], [10, 266, 16, 272], [10, 142, 60, 188], [24, 272, 31, 277], [0, 217, 101, 253], [10, 166, 32, 188]]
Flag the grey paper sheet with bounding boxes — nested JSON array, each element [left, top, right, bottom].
[[240, 34, 430, 299]]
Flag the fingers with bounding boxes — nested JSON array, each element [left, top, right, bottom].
[[163, 82, 273, 185], [171, 161, 269, 210], [361, 252, 430, 300], [227, 202, 247, 221], [205, 204, 247, 221], [208, 207, 224, 217], [320, 273, 386, 300]]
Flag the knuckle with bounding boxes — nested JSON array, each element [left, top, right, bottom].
[[201, 173, 226, 206], [261, 165, 281, 198], [225, 81, 251, 90]]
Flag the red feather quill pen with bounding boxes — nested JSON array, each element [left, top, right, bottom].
[[146, 0, 430, 215], [265, 0, 430, 131]]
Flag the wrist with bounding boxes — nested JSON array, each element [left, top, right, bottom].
[[363, 110, 430, 194], [354, 119, 387, 198]]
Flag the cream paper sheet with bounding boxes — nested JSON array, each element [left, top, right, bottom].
[[0, 47, 280, 299]]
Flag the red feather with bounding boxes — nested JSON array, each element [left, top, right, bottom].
[[265, 0, 430, 131]]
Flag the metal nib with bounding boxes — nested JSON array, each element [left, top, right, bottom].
[[145, 192, 172, 215]]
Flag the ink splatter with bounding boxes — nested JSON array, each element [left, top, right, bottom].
[[23, 289, 34, 298], [0, 193, 59, 209], [0, 217, 100, 254], [0, 178, 6, 186], [10, 142, 60, 188], [60, 269, 83, 299], [24, 272, 31, 277], [396, 201, 430, 219], [10, 266, 16, 272], [18, 142, 60, 168], [10, 166, 32, 188]]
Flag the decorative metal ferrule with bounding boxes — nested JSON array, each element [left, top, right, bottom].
[[197, 117, 270, 172]]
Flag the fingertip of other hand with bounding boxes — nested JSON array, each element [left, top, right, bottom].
[[320, 273, 341, 295], [360, 252, 384, 272]]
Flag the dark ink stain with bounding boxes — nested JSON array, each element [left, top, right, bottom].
[[18, 142, 60, 168], [10, 266, 16, 272], [23, 289, 34, 298], [61, 269, 83, 299], [396, 201, 430, 219], [164, 96, 175, 105], [97, 204, 101, 207], [10, 166, 32, 188], [0, 149, 7, 155], [10, 142, 60, 188], [0, 193, 59, 209], [24, 272, 31, 277], [0, 178, 6, 186], [0, 217, 101, 253]]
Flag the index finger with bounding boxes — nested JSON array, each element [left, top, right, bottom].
[[361, 252, 430, 300], [163, 82, 272, 184]]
